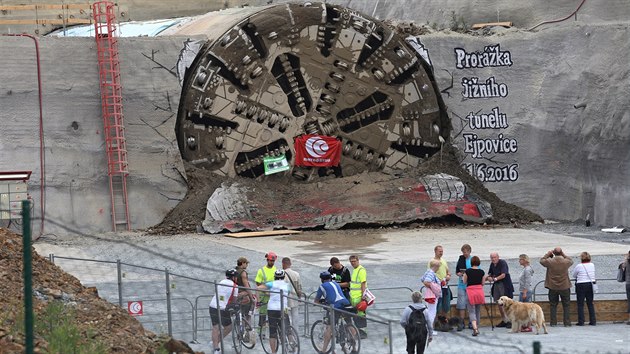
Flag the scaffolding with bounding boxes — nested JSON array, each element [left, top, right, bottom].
[[93, 1, 130, 231]]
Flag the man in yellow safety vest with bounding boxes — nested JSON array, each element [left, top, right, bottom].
[[349, 254, 368, 338], [255, 251, 278, 328]]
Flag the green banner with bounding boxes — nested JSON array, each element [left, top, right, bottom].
[[263, 154, 290, 175]]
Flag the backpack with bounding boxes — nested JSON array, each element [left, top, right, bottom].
[[406, 305, 429, 340]]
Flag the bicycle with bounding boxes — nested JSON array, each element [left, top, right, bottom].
[[310, 305, 361, 354], [228, 305, 256, 354], [260, 309, 300, 354]]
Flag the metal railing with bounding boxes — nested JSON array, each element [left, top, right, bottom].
[[48, 254, 409, 353], [49, 254, 213, 342], [426, 278, 626, 312], [532, 277, 625, 301]]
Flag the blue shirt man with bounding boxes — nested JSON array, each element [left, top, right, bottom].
[[315, 271, 356, 349], [316, 272, 351, 309]]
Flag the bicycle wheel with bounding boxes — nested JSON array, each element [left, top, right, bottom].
[[231, 315, 243, 354], [341, 323, 361, 354], [310, 320, 332, 354], [241, 316, 256, 350], [284, 325, 300, 354], [259, 322, 272, 354]]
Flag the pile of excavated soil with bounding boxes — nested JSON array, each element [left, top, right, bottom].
[[148, 162, 225, 235], [0, 228, 197, 354], [413, 144, 543, 223], [149, 145, 541, 235]]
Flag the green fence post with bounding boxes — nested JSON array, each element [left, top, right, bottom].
[[533, 340, 541, 354], [22, 200, 34, 354]]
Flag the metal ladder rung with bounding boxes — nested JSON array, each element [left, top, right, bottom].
[[96, 1, 130, 232]]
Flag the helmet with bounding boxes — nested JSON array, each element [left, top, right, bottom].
[[225, 268, 238, 278], [319, 271, 332, 281], [274, 269, 285, 279], [356, 300, 368, 312], [265, 252, 278, 261]]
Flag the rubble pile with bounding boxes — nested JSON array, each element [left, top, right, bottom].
[[0, 228, 197, 353], [150, 144, 541, 235]]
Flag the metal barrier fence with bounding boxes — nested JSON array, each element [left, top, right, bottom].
[[440, 278, 625, 306], [49, 254, 213, 342], [532, 278, 624, 301], [48, 254, 413, 353]]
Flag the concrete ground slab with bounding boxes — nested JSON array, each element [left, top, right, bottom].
[[406, 322, 630, 354], [206, 227, 630, 266]]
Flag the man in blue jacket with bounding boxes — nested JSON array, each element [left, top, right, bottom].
[[314, 271, 357, 351]]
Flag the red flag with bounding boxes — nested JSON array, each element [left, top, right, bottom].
[[294, 135, 341, 167]]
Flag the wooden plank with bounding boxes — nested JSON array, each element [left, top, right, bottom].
[[471, 21, 513, 30], [224, 230, 302, 238], [0, 19, 92, 25], [448, 299, 628, 325], [0, 4, 90, 11]]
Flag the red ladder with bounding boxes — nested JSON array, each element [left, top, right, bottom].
[[93, 1, 130, 231]]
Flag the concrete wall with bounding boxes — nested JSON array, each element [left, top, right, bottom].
[[0, 36, 190, 235], [1, 1, 628, 234], [418, 25, 630, 226]]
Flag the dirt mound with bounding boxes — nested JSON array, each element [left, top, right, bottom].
[[414, 144, 542, 223], [149, 144, 541, 235], [148, 162, 225, 234], [0, 228, 196, 353]]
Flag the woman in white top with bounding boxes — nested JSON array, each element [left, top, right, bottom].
[[571, 251, 596, 326], [518, 254, 534, 302], [258, 270, 292, 354], [518, 254, 534, 332], [421, 260, 442, 336]]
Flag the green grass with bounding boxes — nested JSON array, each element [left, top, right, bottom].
[[37, 301, 108, 354], [2, 300, 109, 354], [3, 299, 178, 353]]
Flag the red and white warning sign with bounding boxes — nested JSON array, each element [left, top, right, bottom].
[[127, 301, 143, 316]]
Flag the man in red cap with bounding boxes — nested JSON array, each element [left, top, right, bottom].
[[255, 252, 278, 328]]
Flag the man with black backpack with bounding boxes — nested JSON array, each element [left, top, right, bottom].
[[400, 291, 432, 354]]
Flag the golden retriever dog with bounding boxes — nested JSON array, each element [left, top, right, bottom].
[[498, 296, 548, 334]]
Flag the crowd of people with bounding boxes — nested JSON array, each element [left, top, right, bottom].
[[207, 252, 368, 354], [400, 245, 630, 354], [206, 246, 630, 354]]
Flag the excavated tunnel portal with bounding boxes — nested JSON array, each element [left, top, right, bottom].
[[176, 2, 451, 179]]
